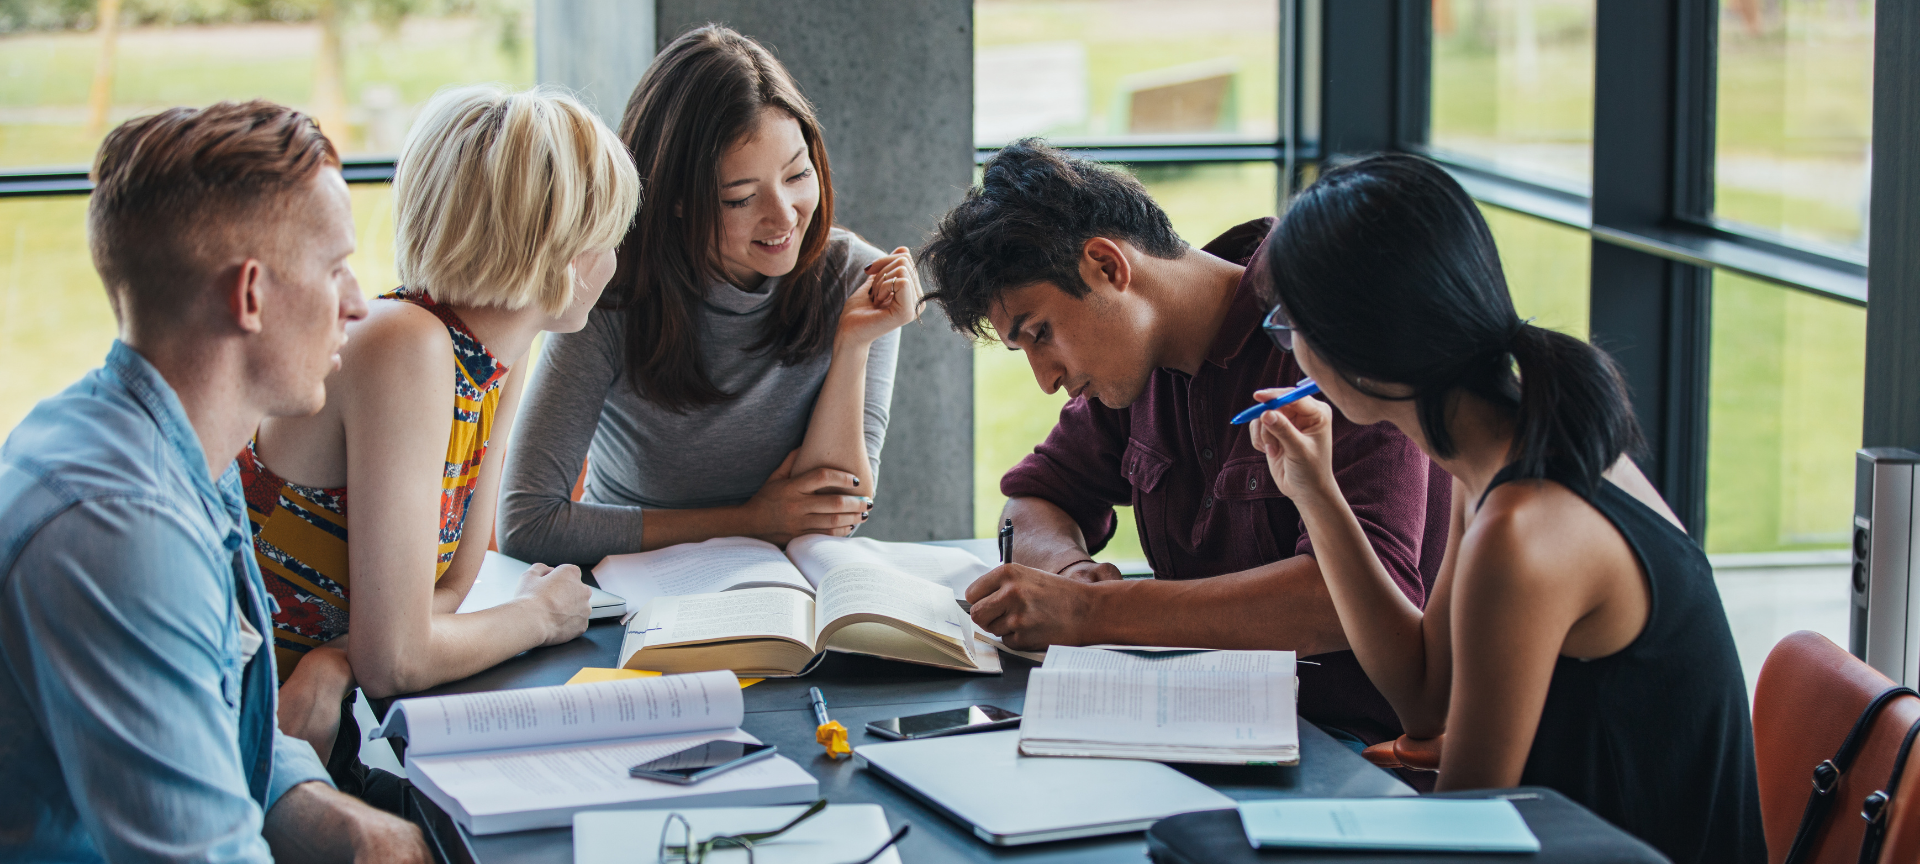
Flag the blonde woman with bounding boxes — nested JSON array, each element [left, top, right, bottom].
[[246, 85, 641, 801]]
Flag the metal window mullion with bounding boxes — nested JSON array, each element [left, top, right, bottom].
[[1863, 0, 1920, 450], [1589, 0, 1715, 540]]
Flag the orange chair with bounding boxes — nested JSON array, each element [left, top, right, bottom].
[[1754, 630, 1920, 864]]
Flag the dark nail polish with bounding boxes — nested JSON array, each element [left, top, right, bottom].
[[853, 478, 861, 486], [861, 512, 870, 521]]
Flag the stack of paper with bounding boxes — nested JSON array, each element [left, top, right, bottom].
[[369, 671, 817, 834], [1018, 646, 1299, 765]]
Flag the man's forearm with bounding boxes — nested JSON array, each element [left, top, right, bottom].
[[1003, 496, 1101, 573], [1079, 554, 1352, 655], [265, 781, 426, 864]]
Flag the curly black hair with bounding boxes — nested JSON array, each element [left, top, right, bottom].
[[919, 139, 1186, 341]]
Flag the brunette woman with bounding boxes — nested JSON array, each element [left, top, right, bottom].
[[498, 25, 920, 565], [1247, 153, 1762, 863]]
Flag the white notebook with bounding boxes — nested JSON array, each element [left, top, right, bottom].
[[458, 550, 626, 619], [855, 730, 1234, 845], [1018, 646, 1299, 765], [574, 805, 902, 864], [369, 671, 817, 834], [1240, 799, 1540, 852]]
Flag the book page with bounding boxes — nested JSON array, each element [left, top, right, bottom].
[[1021, 648, 1296, 750], [640, 587, 814, 649], [786, 535, 991, 597], [594, 537, 815, 609], [811, 566, 972, 652], [372, 670, 743, 758]]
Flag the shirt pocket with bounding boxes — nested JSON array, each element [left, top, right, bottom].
[[1121, 438, 1173, 496], [1215, 456, 1285, 502], [1216, 455, 1290, 562]]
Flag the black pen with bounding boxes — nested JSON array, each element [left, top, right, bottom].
[[957, 519, 1016, 614]]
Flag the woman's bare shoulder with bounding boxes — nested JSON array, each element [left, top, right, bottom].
[[334, 299, 457, 410], [342, 298, 454, 369], [1458, 478, 1612, 588]]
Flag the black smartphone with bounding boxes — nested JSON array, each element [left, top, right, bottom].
[[865, 705, 1021, 740], [628, 741, 777, 784]]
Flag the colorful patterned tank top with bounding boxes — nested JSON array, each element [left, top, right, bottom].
[[241, 287, 509, 680]]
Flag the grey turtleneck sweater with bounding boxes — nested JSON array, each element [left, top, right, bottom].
[[498, 228, 894, 568]]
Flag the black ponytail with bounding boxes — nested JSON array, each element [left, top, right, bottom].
[[1262, 152, 1642, 493]]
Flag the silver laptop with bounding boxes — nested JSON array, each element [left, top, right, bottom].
[[854, 730, 1234, 845]]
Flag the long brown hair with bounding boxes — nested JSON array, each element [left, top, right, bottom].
[[608, 24, 840, 411]]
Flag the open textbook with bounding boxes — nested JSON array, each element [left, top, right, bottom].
[[1018, 646, 1299, 765], [368, 671, 817, 834], [605, 535, 1003, 676]]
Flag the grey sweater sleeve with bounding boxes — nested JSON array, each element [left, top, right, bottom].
[[840, 238, 897, 483], [496, 311, 643, 568]]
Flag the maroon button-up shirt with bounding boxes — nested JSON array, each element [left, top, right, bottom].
[[1000, 218, 1452, 744]]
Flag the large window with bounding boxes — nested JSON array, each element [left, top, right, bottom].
[[1428, 0, 1596, 191], [973, 0, 1279, 146], [1714, 0, 1874, 255], [0, 2, 525, 436], [0, 1, 533, 169]]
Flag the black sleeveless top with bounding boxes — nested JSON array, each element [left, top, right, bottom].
[[1479, 464, 1764, 864]]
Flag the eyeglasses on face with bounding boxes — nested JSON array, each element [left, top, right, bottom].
[[1261, 303, 1295, 353], [656, 800, 909, 864]]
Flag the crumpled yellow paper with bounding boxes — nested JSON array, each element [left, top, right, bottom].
[[815, 720, 851, 759]]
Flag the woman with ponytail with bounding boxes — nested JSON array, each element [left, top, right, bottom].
[[1248, 153, 1761, 863]]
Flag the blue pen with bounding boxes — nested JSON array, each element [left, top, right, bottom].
[[1229, 378, 1321, 425]]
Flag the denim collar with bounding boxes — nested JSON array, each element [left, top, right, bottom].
[[102, 340, 238, 528]]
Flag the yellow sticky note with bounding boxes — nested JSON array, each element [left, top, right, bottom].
[[566, 668, 761, 688]]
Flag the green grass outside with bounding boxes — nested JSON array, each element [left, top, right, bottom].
[[0, 13, 533, 167], [974, 0, 1278, 139]]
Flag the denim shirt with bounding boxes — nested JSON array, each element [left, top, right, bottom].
[[0, 341, 332, 863]]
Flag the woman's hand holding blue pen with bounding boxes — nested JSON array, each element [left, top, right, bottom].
[[1247, 386, 1341, 507]]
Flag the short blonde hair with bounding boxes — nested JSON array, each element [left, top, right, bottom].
[[394, 85, 640, 315]]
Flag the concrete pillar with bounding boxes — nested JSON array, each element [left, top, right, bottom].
[[534, 0, 656, 125], [539, 1, 977, 541]]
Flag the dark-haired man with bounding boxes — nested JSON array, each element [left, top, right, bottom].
[[0, 103, 426, 861], [923, 140, 1449, 746]]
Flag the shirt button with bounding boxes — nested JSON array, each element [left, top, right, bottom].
[[1201, 495, 1215, 508], [1248, 476, 1260, 491], [1201, 448, 1214, 460]]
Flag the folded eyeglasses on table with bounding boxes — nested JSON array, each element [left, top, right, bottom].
[[655, 800, 909, 864]]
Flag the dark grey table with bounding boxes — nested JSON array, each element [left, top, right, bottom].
[[384, 617, 1413, 864]]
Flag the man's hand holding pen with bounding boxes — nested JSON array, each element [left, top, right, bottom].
[[964, 563, 1102, 651]]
